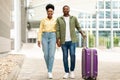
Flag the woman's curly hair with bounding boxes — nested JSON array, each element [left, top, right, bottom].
[[46, 4, 54, 11]]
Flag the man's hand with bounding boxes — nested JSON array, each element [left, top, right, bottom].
[[38, 41, 41, 47], [56, 39, 61, 47], [80, 31, 86, 39], [82, 34, 86, 40]]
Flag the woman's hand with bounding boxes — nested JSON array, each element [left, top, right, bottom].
[[56, 39, 61, 47], [38, 41, 41, 47]]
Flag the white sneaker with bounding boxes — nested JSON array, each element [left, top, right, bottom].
[[48, 72, 53, 79], [63, 73, 69, 79], [70, 71, 75, 79]]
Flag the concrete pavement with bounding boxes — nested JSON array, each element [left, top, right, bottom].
[[16, 43, 120, 80]]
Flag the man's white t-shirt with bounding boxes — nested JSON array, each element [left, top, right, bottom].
[[64, 16, 71, 41]]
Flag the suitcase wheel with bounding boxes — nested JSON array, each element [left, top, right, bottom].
[[84, 77, 97, 80]]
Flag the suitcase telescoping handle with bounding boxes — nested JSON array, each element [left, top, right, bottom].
[[83, 38, 87, 48]]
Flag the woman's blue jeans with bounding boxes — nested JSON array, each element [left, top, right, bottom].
[[42, 32, 56, 73], [61, 41, 76, 73]]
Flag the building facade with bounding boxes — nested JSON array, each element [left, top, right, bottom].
[[0, 0, 12, 53], [78, 0, 120, 48]]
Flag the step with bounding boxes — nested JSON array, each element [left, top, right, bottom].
[[0, 54, 25, 80]]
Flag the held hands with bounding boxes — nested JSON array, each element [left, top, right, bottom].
[[38, 41, 41, 47], [56, 38, 61, 47]]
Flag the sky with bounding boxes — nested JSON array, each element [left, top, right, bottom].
[[28, 0, 97, 20]]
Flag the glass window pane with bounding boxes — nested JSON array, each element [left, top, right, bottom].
[[92, 14, 96, 18], [87, 21, 90, 28], [99, 11, 104, 18], [113, 21, 118, 28], [92, 21, 96, 28], [99, 21, 104, 28], [106, 21, 111, 28], [112, 1, 118, 9], [99, 31, 111, 47], [113, 11, 118, 19], [114, 31, 120, 37], [119, 1, 120, 9], [84, 21, 89, 28], [105, 1, 111, 9], [119, 11, 120, 18], [99, 1, 104, 9], [78, 13, 84, 18], [99, 31, 111, 37], [106, 11, 111, 18], [80, 21, 84, 28], [119, 21, 120, 28]]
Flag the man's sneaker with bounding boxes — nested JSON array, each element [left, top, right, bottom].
[[48, 72, 53, 79], [70, 71, 75, 79], [63, 73, 69, 79]]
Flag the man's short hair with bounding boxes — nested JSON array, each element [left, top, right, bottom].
[[63, 5, 70, 9]]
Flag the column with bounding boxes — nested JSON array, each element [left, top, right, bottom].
[[14, 0, 21, 51], [21, 0, 27, 43], [96, 1, 99, 48], [111, 0, 113, 48]]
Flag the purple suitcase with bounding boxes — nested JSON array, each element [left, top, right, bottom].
[[82, 48, 98, 80]]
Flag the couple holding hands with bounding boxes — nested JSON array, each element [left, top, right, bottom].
[[38, 4, 86, 79]]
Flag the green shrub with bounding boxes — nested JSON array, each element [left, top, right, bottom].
[[114, 37, 119, 47], [99, 37, 107, 46], [89, 34, 95, 47]]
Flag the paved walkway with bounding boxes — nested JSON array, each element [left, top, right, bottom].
[[15, 43, 120, 80]]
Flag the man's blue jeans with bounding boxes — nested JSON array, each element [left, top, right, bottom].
[[61, 41, 76, 73], [42, 32, 56, 73]]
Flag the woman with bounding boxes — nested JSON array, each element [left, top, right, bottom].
[[37, 4, 56, 79]]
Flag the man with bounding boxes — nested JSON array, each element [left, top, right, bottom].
[[56, 5, 86, 79]]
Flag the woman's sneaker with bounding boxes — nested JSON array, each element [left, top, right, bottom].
[[48, 72, 53, 79]]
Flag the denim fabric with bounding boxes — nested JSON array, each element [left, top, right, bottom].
[[61, 41, 76, 73], [42, 32, 56, 72]]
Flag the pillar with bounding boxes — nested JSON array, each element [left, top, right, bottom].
[[14, 0, 21, 51]]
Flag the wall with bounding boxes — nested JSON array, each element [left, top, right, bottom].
[[0, 0, 12, 53]]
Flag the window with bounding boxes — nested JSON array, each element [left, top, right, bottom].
[[105, 1, 111, 9], [112, 1, 118, 9], [80, 21, 84, 28], [99, 1, 104, 9], [78, 13, 84, 18], [106, 21, 111, 28], [119, 21, 120, 28], [113, 11, 118, 19], [99, 21, 104, 28], [99, 11, 104, 18], [106, 11, 111, 18], [119, 1, 120, 9], [92, 14, 96, 18], [114, 31, 120, 37], [119, 11, 120, 18], [92, 21, 96, 28], [99, 31, 110, 37], [87, 21, 90, 28], [113, 21, 118, 28]]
